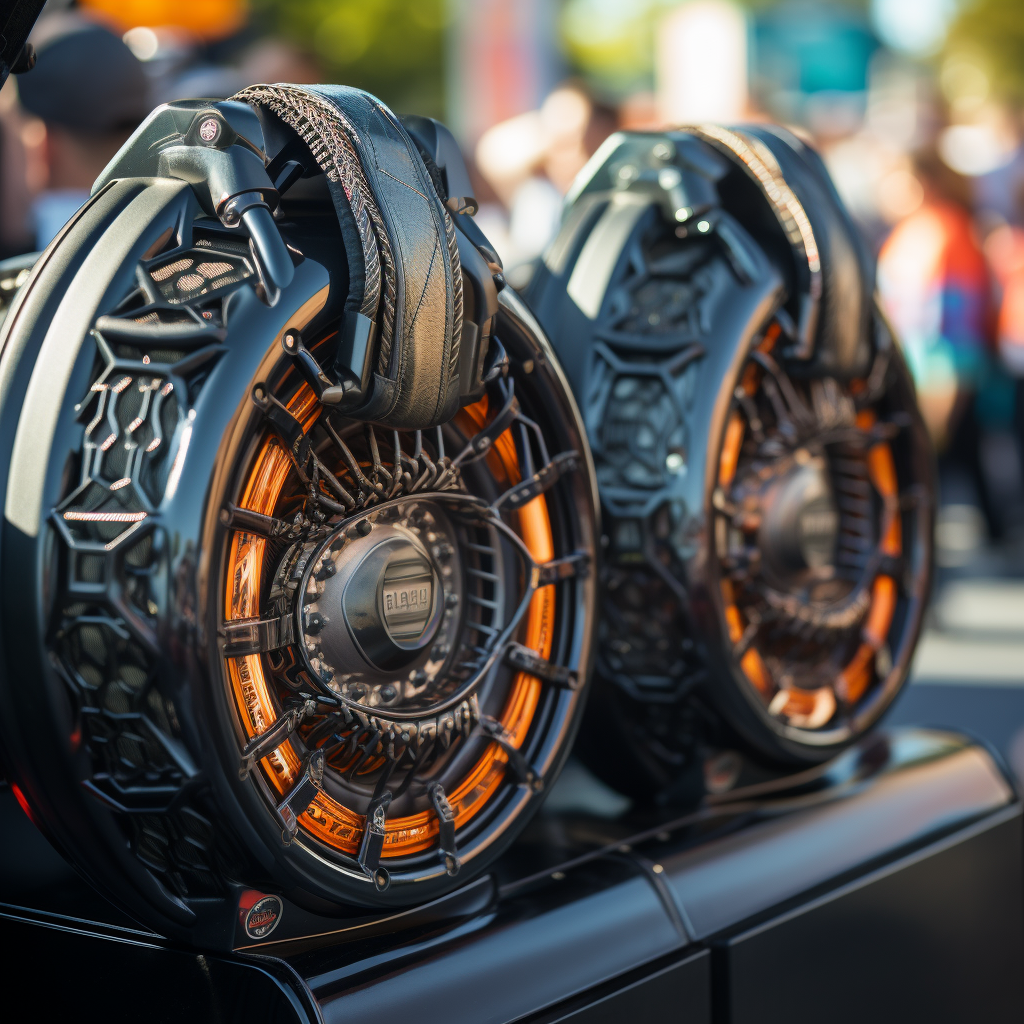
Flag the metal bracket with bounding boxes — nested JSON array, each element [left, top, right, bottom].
[[504, 643, 578, 689], [464, 392, 520, 460], [533, 551, 590, 586], [239, 698, 317, 780], [220, 615, 295, 657], [219, 503, 315, 541], [495, 451, 579, 510], [281, 327, 351, 406], [479, 716, 541, 791], [252, 388, 312, 467], [274, 747, 325, 843], [330, 311, 378, 409], [358, 791, 393, 891], [428, 782, 461, 877]]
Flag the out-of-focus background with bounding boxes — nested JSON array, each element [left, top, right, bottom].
[[3, 0, 1024, 778]]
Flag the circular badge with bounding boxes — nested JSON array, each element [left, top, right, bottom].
[[244, 894, 283, 940], [198, 117, 220, 144]]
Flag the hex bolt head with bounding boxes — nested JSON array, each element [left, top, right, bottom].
[[315, 560, 336, 581]]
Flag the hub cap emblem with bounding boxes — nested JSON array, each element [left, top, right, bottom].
[[380, 557, 435, 642]]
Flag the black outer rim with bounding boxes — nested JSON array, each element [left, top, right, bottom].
[[697, 310, 935, 765], [527, 126, 936, 781], [0, 178, 599, 942], [201, 287, 599, 910]]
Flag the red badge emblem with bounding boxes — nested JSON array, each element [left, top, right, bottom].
[[239, 890, 283, 940]]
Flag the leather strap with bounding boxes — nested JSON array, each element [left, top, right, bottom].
[[236, 84, 464, 428]]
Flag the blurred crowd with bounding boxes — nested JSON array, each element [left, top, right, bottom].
[[875, 143, 1024, 549], [0, 8, 323, 258], [4, 1, 1024, 552]]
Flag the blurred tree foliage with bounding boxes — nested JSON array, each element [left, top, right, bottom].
[[559, 0, 674, 95], [559, 0, 872, 99], [249, 0, 447, 116], [945, 0, 1024, 103], [247, 0, 885, 119]]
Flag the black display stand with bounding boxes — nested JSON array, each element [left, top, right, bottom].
[[2, 727, 1021, 1024]]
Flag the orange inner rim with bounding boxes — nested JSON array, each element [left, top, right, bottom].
[[225, 387, 554, 857], [716, 323, 900, 725]]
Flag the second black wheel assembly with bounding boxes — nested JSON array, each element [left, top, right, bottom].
[[527, 125, 933, 799]]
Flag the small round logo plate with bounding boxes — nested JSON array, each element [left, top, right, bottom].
[[198, 117, 220, 143], [244, 894, 282, 940]]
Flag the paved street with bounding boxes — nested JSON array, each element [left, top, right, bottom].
[[888, 549, 1024, 784]]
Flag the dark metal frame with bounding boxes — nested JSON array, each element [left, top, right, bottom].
[[0, 99, 598, 946]]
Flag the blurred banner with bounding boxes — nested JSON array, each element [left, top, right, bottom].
[[79, 0, 247, 40], [656, 1, 747, 124], [446, 0, 562, 143]]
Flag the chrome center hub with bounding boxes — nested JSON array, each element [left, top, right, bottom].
[[334, 533, 442, 668], [293, 500, 468, 717], [758, 454, 838, 583]]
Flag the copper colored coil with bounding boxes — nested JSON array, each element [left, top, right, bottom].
[[836, 409, 902, 704], [196, 261, 234, 279], [718, 413, 746, 489], [150, 257, 193, 282], [716, 325, 903, 720], [176, 273, 205, 292], [225, 387, 321, 789], [225, 385, 555, 858], [718, 333, 776, 700]]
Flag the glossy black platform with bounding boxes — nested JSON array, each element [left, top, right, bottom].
[[2, 727, 1021, 1023]]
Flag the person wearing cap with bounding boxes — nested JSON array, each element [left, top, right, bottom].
[[17, 12, 151, 250]]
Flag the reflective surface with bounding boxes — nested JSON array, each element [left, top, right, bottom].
[[0, 97, 598, 941], [0, 727, 1018, 1024], [529, 127, 934, 786]]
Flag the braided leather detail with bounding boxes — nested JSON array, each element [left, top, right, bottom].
[[442, 204, 463, 389], [235, 84, 397, 370]]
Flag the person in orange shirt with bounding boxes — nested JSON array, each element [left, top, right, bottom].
[[990, 197, 1024, 482], [878, 149, 1001, 536]]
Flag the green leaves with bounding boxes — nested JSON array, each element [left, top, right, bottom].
[[251, 0, 447, 118]]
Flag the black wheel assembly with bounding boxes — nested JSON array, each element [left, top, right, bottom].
[[528, 125, 933, 798], [0, 87, 597, 944]]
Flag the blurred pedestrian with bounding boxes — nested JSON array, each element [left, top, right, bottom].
[[475, 82, 616, 275], [0, 87, 35, 260], [17, 13, 151, 250], [878, 148, 1002, 534], [987, 187, 1024, 528]]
